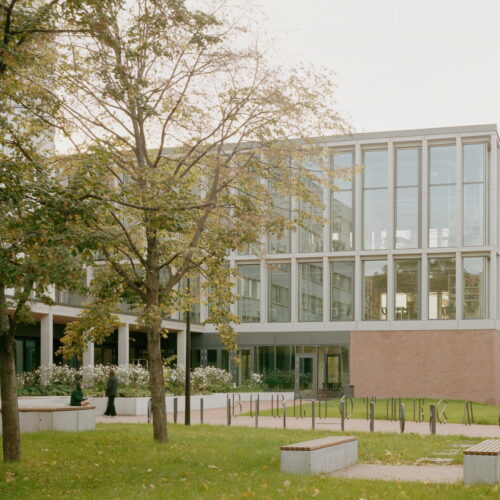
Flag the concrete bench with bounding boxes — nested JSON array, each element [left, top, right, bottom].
[[280, 436, 358, 474], [0, 406, 96, 434], [464, 439, 500, 484]]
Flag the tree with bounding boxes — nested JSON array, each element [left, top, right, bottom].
[[0, 0, 95, 462], [50, 0, 348, 444]]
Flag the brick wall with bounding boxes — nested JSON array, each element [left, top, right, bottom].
[[350, 329, 500, 404]]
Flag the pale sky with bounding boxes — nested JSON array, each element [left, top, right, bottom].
[[260, 0, 500, 133]]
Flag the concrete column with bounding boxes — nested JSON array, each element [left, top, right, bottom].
[[387, 254, 395, 321], [260, 260, 268, 323], [421, 139, 429, 249], [354, 143, 362, 251], [82, 341, 94, 367], [355, 255, 362, 321], [40, 314, 53, 367], [421, 254, 429, 320], [456, 251, 463, 321], [118, 323, 130, 366], [291, 257, 298, 322], [322, 256, 330, 323], [177, 330, 186, 367]]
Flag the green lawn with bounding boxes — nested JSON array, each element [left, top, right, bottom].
[[0, 424, 498, 499], [249, 397, 500, 425]]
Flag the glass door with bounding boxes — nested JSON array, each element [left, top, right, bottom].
[[295, 354, 316, 399]]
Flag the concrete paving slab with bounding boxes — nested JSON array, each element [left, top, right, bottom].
[[330, 464, 463, 483]]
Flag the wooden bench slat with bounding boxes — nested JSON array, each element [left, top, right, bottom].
[[280, 436, 357, 451], [464, 439, 500, 456]]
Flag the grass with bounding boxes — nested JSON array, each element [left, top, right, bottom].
[[247, 397, 500, 425], [0, 424, 498, 499]]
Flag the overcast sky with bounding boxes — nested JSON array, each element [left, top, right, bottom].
[[260, 0, 500, 133]]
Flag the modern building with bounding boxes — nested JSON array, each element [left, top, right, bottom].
[[13, 124, 500, 404]]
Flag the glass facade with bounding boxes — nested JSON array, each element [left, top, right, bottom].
[[298, 158, 323, 253], [463, 143, 485, 246], [463, 257, 487, 319], [363, 150, 388, 250], [298, 262, 323, 321], [268, 180, 291, 254], [269, 263, 291, 322], [395, 149, 420, 248], [363, 260, 388, 320], [330, 261, 354, 321], [429, 145, 456, 247], [395, 259, 420, 319], [237, 264, 261, 323], [429, 257, 456, 319], [331, 152, 354, 251]]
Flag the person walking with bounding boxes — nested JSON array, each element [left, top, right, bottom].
[[104, 370, 118, 416]]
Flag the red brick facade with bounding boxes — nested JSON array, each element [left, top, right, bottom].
[[350, 329, 500, 404]]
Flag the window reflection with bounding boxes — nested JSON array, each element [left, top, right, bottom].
[[463, 257, 486, 319], [429, 257, 456, 319], [395, 260, 420, 319], [363, 260, 388, 320], [299, 262, 323, 322]]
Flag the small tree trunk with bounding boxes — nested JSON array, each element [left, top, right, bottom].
[[0, 287, 21, 461], [148, 323, 167, 443]]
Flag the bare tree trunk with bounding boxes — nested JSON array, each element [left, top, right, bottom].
[[0, 285, 21, 462], [147, 321, 167, 443]]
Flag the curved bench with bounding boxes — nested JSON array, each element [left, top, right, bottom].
[[0, 406, 96, 434]]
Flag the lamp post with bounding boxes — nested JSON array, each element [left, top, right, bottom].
[[184, 278, 191, 425]]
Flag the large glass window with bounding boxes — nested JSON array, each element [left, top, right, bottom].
[[330, 261, 354, 321], [395, 259, 420, 320], [298, 262, 323, 321], [331, 152, 354, 251], [363, 150, 388, 250], [463, 143, 486, 246], [269, 263, 291, 322], [268, 180, 291, 254], [429, 145, 456, 247], [429, 257, 456, 319], [237, 264, 261, 323], [363, 260, 388, 320], [298, 158, 324, 253], [463, 257, 487, 319], [395, 149, 420, 249]]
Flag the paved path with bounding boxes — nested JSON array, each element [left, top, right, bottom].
[[97, 402, 500, 438], [331, 464, 463, 483]]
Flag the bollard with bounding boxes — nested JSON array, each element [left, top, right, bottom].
[[386, 398, 389, 420], [271, 395, 274, 417], [283, 402, 286, 429], [369, 401, 375, 432], [174, 397, 178, 424], [250, 395, 253, 417], [318, 400, 321, 419], [300, 397, 303, 418], [312, 400, 315, 430], [340, 399, 345, 431], [293, 398, 296, 418], [227, 398, 231, 426], [200, 398, 204, 424], [429, 404, 436, 434], [255, 396, 259, 428], [400, 402, 405, 433], [232, 393, 235, 417]]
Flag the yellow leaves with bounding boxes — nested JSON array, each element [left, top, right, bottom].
[[5, 471, 16, 483], [311, 488, 320, 497]]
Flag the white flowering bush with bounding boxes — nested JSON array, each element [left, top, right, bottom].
[[17, 363, 150, 396], [163, 365, 233, 394], [241, 372, 264, 391]]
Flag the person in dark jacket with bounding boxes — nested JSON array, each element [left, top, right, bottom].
[[104, 370, 118, 416], [70, 381, 90, 406]]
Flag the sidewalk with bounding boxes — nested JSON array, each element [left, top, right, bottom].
[[97, 400, 500, 438]]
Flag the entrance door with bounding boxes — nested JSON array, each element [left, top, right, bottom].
[[295, 354, 316, 399]]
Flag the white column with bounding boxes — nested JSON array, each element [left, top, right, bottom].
[[40, 313, 53, 367], [387, 254, 395, 321], [489, 251, 496, 320], [323, 256, 330, 323], [421, 254, 429, 320], [291, 257, 298, 322], [118, 323, 130, 366], [82, 341, 94, 367], [456, 251, 463, 321], [177, 330, 186, 367], [456, 137, 463, 247], [355, 255, 362, 321], [421, 139, 429, 249], [354, 143, 362, 251], [388, 140, 395, 250], [260, 260, 268, 323], [489, 133, 497, 247]]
